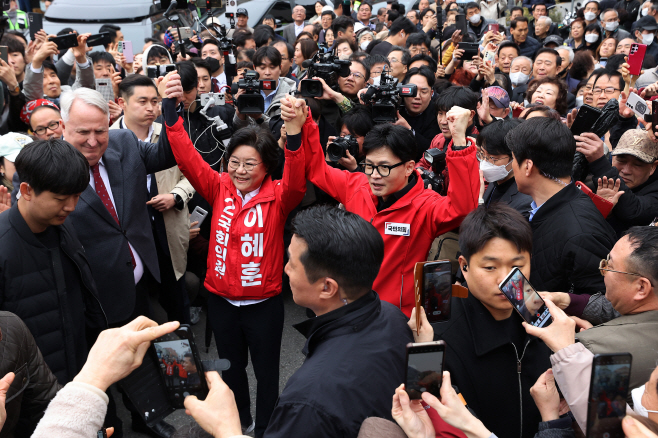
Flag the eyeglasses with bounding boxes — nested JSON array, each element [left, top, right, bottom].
[[592, 87, 621, 95], [33, 120, 60, 136], [348, 71, 365, 80], [388, 57, 401, 64], [228, 159, 262, 171], [476, 150, 511, 165], [360, 161, 405, 177], [599, 254, 649, 283], [410, 48, 429, 55]]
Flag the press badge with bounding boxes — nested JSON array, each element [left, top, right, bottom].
[[385, 222, 410, 236]]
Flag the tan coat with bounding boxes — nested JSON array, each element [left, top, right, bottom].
[[110, 118, 195, 279]]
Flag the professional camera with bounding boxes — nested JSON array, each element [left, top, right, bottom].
[[146, 64, 177, 79], [360, 70, 418, 123], [327, 135, 359, 163], [420, 148, 447, 194], [300, 50, 351, 98], [235, 70, 275, 115]]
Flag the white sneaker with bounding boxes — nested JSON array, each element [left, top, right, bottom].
[[242, 421, 255, 434]]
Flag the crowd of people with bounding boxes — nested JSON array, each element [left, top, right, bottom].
[[0, 0, 658, 437]]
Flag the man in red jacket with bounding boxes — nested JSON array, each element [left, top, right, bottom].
[[282, 99, 480, 316]]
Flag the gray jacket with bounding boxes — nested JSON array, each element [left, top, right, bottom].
[[23, 57, 94, 102], [636, 66, 658, 89]]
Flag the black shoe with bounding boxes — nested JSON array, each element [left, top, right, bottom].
[[132, 419, 176, 438]]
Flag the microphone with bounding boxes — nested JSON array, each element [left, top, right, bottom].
[[302, 59, 314, 68], [164, 0, 177, 18]]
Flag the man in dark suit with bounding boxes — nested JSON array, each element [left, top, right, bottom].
[[283, 5, 307, 43], [59, 79, 182, 327]]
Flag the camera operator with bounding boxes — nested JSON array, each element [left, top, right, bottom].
[[326, 105, 374, 171], [396, 66, 441, 161], [233, 46, 296, 139], [283, 97, 480, 316]]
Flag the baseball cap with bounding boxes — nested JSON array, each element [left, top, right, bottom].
[[354, 22, 366, 33], [20, 99, 59, 126], [485, 86, 510, 108], [543, 35, 564, 47], [237, 7, 248, 17], [612, 129, 658, 163], [0, 132, 33, 162], [638, 15, 658, 31]]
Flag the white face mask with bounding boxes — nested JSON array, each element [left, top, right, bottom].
[[632, 385, 651, 417], [643, 33, 655, 45], [480, 159, 512, 182], [584, 11, 597, 21], [372, 75, 381, 85], [642, 7, 649, 16], [575, 96, 584, 107], [604, 21, 619, 31], [585, 33, 599, 43], [360, 40, 370, 51], [469, 13, 481, 24], [509, 71, 530, 85]]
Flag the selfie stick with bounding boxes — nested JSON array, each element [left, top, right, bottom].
[[436, 3, 443, 59]]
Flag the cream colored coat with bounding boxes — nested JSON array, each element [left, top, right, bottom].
[[110, 118, 195, 279]]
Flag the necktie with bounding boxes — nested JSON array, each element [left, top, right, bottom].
[[212, 77, 220, 93], [91, 164, 136, 270]]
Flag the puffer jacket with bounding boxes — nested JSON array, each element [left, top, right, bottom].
[[0, 311, 60, 438], [0, 205, 107, 385], [529, 184, 616, 295]]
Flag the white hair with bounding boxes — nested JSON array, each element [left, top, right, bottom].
[[511, 55, 533, 67], [558, 46, 575, 63], [537, 15, 552, 25], [60, 88, 110, 123]]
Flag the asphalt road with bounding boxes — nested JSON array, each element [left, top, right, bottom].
[[115, 286, 308, 437]]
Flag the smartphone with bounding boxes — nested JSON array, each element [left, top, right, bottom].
[[200, 92, 226, 106], [405, 341, 446, 400], [457, 42, 479, 60], [189, 206, 208, 227], [499, 268, 552, 328], [152, 325, 208, 409], [87, 32, 112, 48], [27, 12, 43, 41], [146, 64, 177, 79], [119, 41, 134, 63], [483, 50, 495, 66], [571, 104, 602, 136], [512, 106, 524, 118], [628, 43, 647, 76], [95, 78, 114, 102], [179, 27, 194, 40], [625, 92, 650, 118], [0, 46, 7, 64], [48, 33, 79, 51], [487, 23, 499, 33], [586, 353, 632, 438], [421, 261, 452, 323], [653, 101, 658, 134], [455, 14, 468, 35]]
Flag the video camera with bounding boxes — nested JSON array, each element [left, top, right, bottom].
[[300, 49, 351, 98], [146, 64, 177, 79], [420, 148, 446, 194], [361, 70, 418, 124], [234, 70, 275, 115], [327, 135, 359, 163]]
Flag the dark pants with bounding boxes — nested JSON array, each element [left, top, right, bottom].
[[154, 234, 191, 325], [208, 293, 284, 438]]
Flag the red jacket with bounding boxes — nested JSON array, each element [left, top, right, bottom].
[[166, 117, 306, 300], [299, 112, 479, 316]]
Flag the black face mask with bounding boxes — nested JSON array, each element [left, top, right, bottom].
[[205, 56, 220, 73]]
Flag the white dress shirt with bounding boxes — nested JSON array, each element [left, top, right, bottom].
[[222, 186, 268, 307], [89, 158, 144, 285], [294, 22, 305, 37]]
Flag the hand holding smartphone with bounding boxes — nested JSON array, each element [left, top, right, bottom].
[[499, 268, 552, 327], [421, 261, 452, 323], [628, 43, 647, 76], [405, 341, 446, 400], [586, 353, 632, 438]]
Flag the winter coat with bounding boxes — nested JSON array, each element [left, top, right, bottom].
[[165, 115, 306, 300], [299, 111, 480, 316], [264, 291, 413, 438], [482, 177, 534, 218], [529, 184, 616, 295], [434, 293, 553, 438], [0, 205, 107, 385], [0, 311, 60, 438]]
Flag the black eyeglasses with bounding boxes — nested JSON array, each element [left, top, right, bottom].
[[33, 120, 60, 136], [360, 161, 405, 177]]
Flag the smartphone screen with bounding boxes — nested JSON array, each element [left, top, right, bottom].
[[153, 326, 208, 409], [586, 353, 632, 438], [405, 341, 446, 400], [499, 268, 552, 327], [422, 261, 452, 323]]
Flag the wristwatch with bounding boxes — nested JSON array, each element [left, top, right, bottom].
[[452, 145, 469, 151], [8, 84, 20, 95], [172, 193, 184, 211]]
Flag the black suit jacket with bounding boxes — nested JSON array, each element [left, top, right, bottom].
[[68, 129, 177, 324], [482, 178, 533, 219]]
